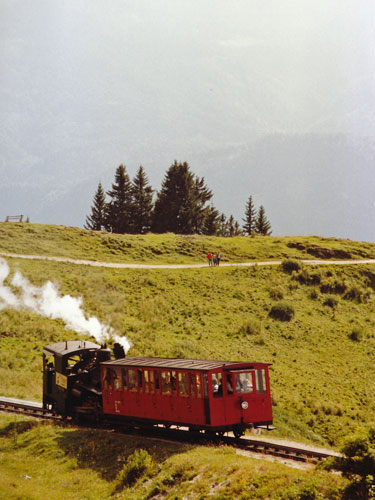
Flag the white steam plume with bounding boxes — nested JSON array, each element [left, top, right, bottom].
[[0, 258, 131, 352]]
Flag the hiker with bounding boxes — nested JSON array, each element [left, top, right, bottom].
[[213, 255, 216, 266], [207, 252, 213, 266], [216, 251, 221, 266]]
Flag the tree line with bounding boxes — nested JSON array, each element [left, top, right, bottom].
[[85, 161, 272, 236]]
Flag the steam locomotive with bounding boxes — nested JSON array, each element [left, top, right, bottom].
[[43, 340, 273, 438]]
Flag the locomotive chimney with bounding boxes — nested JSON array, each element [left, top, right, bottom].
[[113, 343, 126, 359]]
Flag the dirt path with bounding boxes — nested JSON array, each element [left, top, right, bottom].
[[1, 251, 375, 269]]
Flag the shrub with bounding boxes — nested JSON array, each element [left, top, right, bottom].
[[116, 449, 154, 489], [268, 302, 295, 321], [296, 268, 322, 285], [281, 259, 303, 274], [320, 279, 347, 294], [323, 296, 338, 309], [343, 286, 368, 303], [238, 318, 261, 335], [348, 327, 363, 342], [269, 287, 284, 300], [325, 428, 375, 499]]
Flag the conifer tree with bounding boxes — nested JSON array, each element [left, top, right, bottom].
[[202, 205, 220, 235], [218, 213, 228, 236], [255, 205, 272, 236], [228, 215, 235, 237], [152, 161, 214, 234], [85, 182, 106, 231], [233, 221, 242, 236], [131, 166, 154, 234], [105, 165, 133, 234], [242, 195, 257, 235]]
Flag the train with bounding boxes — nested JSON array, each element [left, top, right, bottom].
[[43, 340, 273, 438]]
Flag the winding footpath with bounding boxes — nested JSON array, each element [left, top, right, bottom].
[[1, 251, 375, 269]]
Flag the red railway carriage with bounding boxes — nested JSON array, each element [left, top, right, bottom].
[[100, 356, 273, 437]]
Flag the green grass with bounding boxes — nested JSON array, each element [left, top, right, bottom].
[[1, 222, 375, 264], [1, 224, 375, 497], [2, 255, 375, 446], [0, 414, 346, 500]]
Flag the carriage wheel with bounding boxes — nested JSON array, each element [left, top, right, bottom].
[[233, 427, 244, 440]]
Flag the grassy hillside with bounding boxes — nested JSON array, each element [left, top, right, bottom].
[[1, 224, 375, 497], [0, 414, 346, 500], [1, 222, 375, 264]]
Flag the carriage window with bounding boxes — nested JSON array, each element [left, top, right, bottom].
[[161, 371, 171, 394], [203, 374, 208, 398], [145, 370, 155, 393], [178, 372, 188, 396], [226, 374, 234, 395], [155, 371, 160, 391], [138, 369, 143, 390], [212, 373, 223, 398], [114, 368, 122, 390], [256, 369, 266, 393], [196, 374, 202, 398], [235, 372, 253, 394], [122, 368, 128, 390], [104, 368, 117, 390], [128, 369, 138, 391], [189, 373, 196, 397], [171, 371, 177, 394]]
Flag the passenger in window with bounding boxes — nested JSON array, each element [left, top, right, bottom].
[[236, 374, 244, 393], [227, 375, 233, 394], [212, 378, 219, 393], [171, 373, 176, 392], [128, 370, 137, 390]]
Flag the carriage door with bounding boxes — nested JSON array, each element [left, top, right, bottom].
[[209, 371, 226, 426]]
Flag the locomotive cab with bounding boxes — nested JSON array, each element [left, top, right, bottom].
[[43, 340, 110, 418]]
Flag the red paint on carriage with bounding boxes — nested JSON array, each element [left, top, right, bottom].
[[100, 357, 273, 433]]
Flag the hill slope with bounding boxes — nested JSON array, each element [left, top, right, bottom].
[[1, 224, 375, 447]]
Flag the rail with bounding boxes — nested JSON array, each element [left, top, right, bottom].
[[0, 396, 339, 464]]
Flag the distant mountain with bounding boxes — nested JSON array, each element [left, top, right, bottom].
[[1, 1, 375, 241]]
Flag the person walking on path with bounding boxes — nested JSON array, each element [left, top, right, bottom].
[[207, 252, 213, 266], [213, 255, 216, 266], [216, 251, 221, 266]]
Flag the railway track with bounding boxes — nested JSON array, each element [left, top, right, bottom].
[[0, 396, 339, 465]]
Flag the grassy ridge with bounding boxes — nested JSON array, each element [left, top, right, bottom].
[[1, 254, 375, 445], [0, 414, 346, 500], [2, 224, 375, 498], [1, 222, 375, 264]]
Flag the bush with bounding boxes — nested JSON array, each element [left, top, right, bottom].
[[268, 302, 295, 321], [238, 318, 261, 335], [296, 268, 322, 285], [281, 259, 303, 274], [348, 327, 363, 342], [269, 287, 284, 300], [116, 449, 154, 489], [323, 296, 338, 309], [325, 428, 375, 499], [343, 286, 368, 303], [320, 279, 347, 295]]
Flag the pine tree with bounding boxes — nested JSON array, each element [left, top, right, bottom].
[[218, 213, 228, 237], [255, 205, 272, 236], [105, 165, 133, 234], [85, 182, 107, 231], [233, 220, 242, 236], [202, 205, 220, 235], [228, 215, 235, 237], [242, 195, 257, 235], [131, 166, 154, 234], [152, 161, 214, 234]]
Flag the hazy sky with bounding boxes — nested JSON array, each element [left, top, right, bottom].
[[1, 1, 375, 240]]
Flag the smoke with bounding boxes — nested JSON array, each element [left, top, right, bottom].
[[0, 258, 131, 352]]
